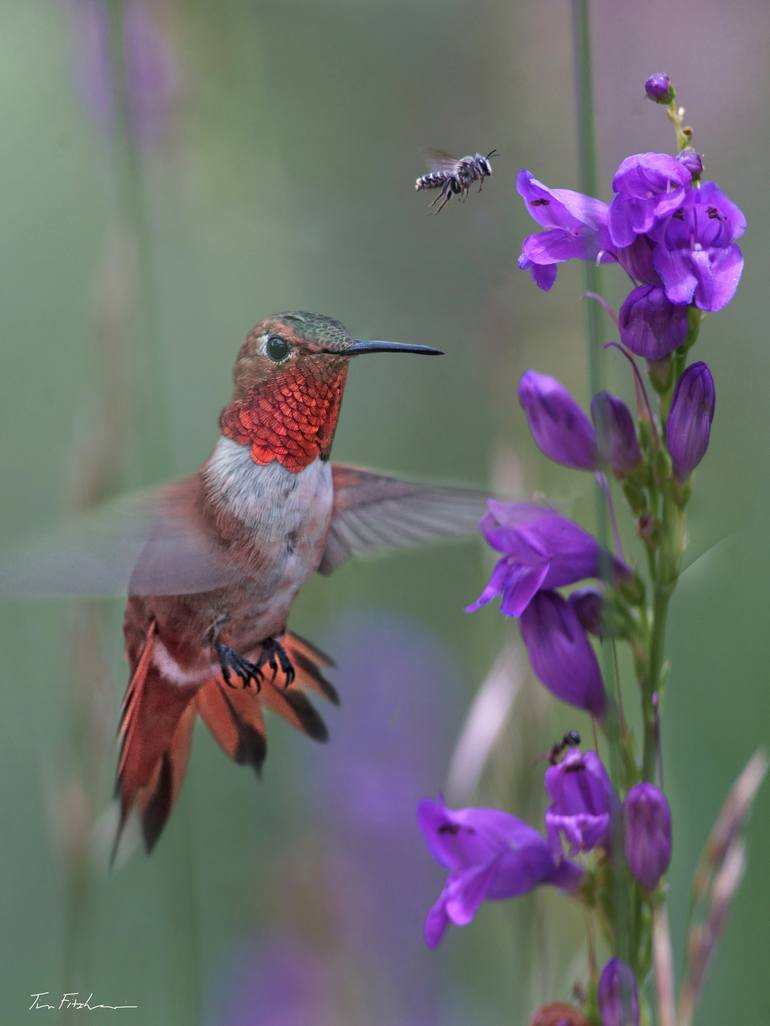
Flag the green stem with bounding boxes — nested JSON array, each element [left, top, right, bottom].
[[643, 586, 670, 781]]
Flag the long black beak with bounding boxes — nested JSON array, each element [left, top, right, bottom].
[[346, 339, 444, 357]]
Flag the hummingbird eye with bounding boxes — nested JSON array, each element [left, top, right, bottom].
[[265, 335, 291, 362]]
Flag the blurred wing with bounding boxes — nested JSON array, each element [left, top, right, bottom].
[[424, 148, 461, 173], [0, 478, 238, 598], [320, 464, 488, 574]]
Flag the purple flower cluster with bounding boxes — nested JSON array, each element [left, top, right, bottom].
[[419, 76, 744, 1026], [466, 501, 633, 716], [518, 154, 745, 359]]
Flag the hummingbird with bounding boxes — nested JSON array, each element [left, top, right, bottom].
[[94, 311, 486, 856]]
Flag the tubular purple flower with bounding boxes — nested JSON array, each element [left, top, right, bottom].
[[520, 591, 606, 717], [590, 392, 642, 475], [518, 371, 597, 470], [517, 169, 616, 290], [544, 749, 615, 858], [665, 362, 716, 480], [652, 182, 746, 311], [644, 73, 674, 104], [624, 783, 672, 890], [418, 797, 583, 948], [618, 285, 689, 360], [466, 502, 631, 618], [608, 153, 691, 248], [598, 958, 640, 1026]]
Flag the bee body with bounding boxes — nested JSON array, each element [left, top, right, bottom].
[[415, 149, 497, 213]]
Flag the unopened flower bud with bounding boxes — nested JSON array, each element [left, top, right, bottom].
[[665, 362, 716, 480], [619, 285, 689, 360], [518, 371, 597, 470], [598, 958, 640, 1026], [644, 73, 674, 104], [677, 149, 704, 181], [624, 783, 672, 890], [591, 392, 642, 475], [520, 591, 607, 717]]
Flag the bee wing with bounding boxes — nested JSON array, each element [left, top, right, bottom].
[[423, 148, 461, 173], [0, 477, 240, 598]]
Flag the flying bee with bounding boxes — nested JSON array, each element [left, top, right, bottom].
[[415, 148, 498, 213]]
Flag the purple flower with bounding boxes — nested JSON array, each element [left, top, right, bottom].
[[666, 362, 716, 480], [520, 591, 606, 717], [517, 170, 615, 290], [652, 182, 746, 311], [598, 958, 640, 1026], [590, 392, 642, 475], [211, 937, 331, 1026], [518, 371, 597, 470], [608, 153, 691, 248], [545, 749, 615, 858], [644, 73, 674, 104], [624, 783, 672, 890], [619, 285, 689, 359], [418, 797, 583, 948], [466, 502, 631, 618], [677, 150, 704, 182], [67, 0, 178, 147]]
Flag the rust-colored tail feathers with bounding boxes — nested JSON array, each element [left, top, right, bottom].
[[112, 627, 337, 861]]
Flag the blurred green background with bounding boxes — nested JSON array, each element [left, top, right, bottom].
[[1, 1, 768, 1023]]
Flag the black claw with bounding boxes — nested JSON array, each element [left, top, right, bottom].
[[256, 638, 296, 689], [214, 639, 263, 691]]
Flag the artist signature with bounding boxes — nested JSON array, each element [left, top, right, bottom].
[[29, 993, 138, 1012]]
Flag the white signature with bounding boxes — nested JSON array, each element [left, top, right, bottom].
[[29, 993, 138, 1012]]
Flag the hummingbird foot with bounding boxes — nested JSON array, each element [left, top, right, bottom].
[[214, 639, 263, 691], [255, 637, 296, 688]]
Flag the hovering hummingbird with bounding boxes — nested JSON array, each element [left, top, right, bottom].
[[23, 311, 485, 857]]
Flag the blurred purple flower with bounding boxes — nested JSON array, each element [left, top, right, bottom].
[[516, 169, 615, 290], [598, 958, 640, 1026], [545, 749, 615, 859], [66, 0, 178, 146], [518, 371, 598, 470], [211, 937, 331, 1026], [306, 614, 463, 1020], [624, 783, 672, 890], [520, 591, 606, 717], [652, 182, 746, 311], [418, 797, 583, 948], [666, 362, 716, 480], [608, 153, 691, 248], [590, 392, 642, 475], [618, 284, 689, 359], [467, 502, 630, 618], [644, 73, 674, 104]]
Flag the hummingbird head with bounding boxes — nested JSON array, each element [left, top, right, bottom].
[[220, 312, 442, 472]]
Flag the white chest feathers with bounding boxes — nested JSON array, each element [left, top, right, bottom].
[[203, 436, 334, 548]]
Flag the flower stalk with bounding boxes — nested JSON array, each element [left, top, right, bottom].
[[419, 45, 760, 1026]]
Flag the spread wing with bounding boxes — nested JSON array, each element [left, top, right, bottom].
[[424, 148, 461, 173], [319, 464, 488, 574], [0, 477, 239, 598]]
